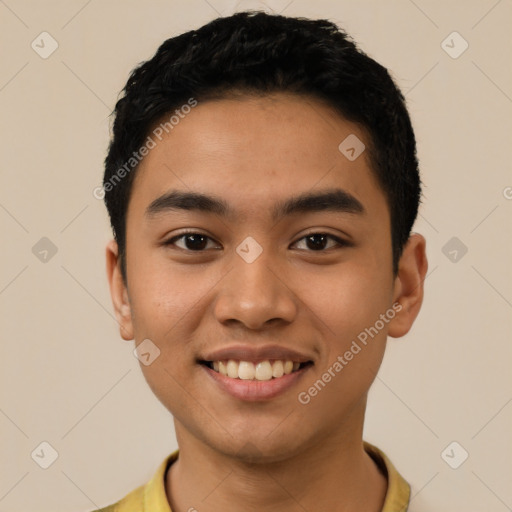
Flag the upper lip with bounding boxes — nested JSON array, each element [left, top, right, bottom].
[[200, 344, 314, 363]]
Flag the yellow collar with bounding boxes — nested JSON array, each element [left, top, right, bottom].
[[99, 441, 410, 511]]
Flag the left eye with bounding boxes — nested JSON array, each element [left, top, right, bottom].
[[292, 233, 346, 251], [166, 232, 346, 252]]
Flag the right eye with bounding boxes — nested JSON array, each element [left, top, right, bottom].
[[164, 231, 221, 252]]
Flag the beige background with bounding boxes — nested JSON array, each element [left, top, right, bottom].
[[1, 0, 511, 510]]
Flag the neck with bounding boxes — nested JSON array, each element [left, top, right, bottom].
[[165, 405, 387, 512]]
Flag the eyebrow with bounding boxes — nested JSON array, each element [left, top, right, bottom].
[[145, 188, 366, 221]]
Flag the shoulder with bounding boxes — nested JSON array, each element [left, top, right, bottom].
[[363, 441, 411, 512], [86, 450, 179, 512], [86, 483, 145, 511], [86, 483, 145, 512]]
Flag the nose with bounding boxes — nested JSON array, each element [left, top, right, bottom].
[[213, 246, 298, 330]]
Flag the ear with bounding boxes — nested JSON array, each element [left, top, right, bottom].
[[388, 233, 428, 338], [106, 239, 134, 341]]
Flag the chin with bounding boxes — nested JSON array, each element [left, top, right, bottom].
[[205, 426, 311, 465]]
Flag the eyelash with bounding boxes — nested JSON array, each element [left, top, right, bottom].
[[164, 230, 350, 253]]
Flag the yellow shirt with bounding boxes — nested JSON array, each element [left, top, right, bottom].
[[93, 441, 410, 511]]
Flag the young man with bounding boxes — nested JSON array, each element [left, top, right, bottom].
[[99, 10, 428, 512]]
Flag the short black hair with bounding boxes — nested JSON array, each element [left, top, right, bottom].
[[103, 10, 421, 281]]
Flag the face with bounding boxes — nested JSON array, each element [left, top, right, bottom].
[[107, 93, 426, 463]]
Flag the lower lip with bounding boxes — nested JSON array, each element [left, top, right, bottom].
[[201, 364, 311, 402]]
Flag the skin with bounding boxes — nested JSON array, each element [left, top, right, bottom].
[[106, 93, 428, 512]]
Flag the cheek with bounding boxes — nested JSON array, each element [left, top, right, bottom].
[[301, 259, 391, 338], [127, 252, 213, 337], [296, 270, 390, 419], [297, 258, 391, 404], [126, 262, 213, 407]]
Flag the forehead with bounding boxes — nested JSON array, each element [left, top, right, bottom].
[[129, 93, 386, 223]]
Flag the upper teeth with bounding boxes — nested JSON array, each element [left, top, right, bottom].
[[212, 360, 301, 380]]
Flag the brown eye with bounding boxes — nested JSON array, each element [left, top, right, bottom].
[[166, 232, 218, 251], [293, 233, 348, 251]]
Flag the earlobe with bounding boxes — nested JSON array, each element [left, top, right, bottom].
[[105, 239, 134, 341], [388, 233, 428, 338]]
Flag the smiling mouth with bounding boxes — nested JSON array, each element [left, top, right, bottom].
[[199, 359, 313, 381]]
